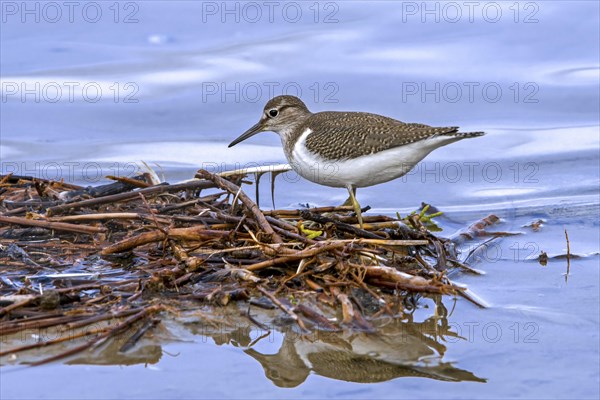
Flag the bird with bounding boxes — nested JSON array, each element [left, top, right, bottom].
[[228, 95, 484, 227]]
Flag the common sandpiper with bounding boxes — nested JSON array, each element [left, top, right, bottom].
[[229, 95, 484, 227]]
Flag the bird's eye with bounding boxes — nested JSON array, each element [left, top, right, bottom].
[[268, 109, 279, 118]]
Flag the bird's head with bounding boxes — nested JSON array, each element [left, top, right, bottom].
[[228, 95, 311, 147]]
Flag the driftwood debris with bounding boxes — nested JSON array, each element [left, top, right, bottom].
[[0, 170, 501, 365]]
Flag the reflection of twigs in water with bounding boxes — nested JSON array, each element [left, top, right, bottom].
[[564, 228, 571, 283], [447, 296, 458, 318], [30, 305, 163, 366], [119, 318, 161, 353], [245, 306, 269, 331], [246, 330, 272, 349], [256, 286, 308, 332], [463, 236, 499, 265]]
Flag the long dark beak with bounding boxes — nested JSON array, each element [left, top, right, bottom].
[[228, 121, 265, 148]]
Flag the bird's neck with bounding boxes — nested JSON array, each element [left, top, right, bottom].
[[278, 112, 312, 156]]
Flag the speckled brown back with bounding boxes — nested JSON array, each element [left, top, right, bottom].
[[298, 111, 460, 160]]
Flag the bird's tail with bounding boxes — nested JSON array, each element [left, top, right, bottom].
[[446, 131, 485, 138]]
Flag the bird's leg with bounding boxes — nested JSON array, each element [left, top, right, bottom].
[[345, 185, 363, 228], [341, 187, 357, 206]]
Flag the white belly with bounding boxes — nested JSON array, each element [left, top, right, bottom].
[[287, 128, 452, 188]]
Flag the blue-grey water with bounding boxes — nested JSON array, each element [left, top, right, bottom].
[[1, 1, 599, 399]]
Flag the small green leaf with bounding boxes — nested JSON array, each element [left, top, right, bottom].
[[299, 222, 323, 240], [397, 205, 444, 232]]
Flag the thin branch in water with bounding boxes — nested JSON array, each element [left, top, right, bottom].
[[565, 228, 571, 283]]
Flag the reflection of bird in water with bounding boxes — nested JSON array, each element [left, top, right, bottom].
[[245, 333, 310, 388], [244, 325, 486, 388]]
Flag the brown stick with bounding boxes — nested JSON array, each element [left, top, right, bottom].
[[246, 242, 345, 271], [101, 227, 230, 255], [335, 215, 396, 224], [265, 215, 299, 233], [46, 179, 215, 216], [106, 175, 152, 188], [157, 193, 225, 213], [0, 173, 13, 185], [364, 266, 453, 294], [0, 174, 82, 189], [271, 223, 315, 244], [263, 205, 356, 216], [449, 214, 501, 245], [332, 238, 428, 246], [299, 210, 385, 239], [49, 213, 170, 225], [0, 297, 37, 317], [0, 215, 105, 235], [565, 228, 571, 280], [196, 169, 282, 243], [48, 212, 141, 222]]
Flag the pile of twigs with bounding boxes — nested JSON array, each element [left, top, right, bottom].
[[0, 170, 499, 365]]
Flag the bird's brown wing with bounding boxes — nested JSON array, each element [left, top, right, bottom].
[[302, 112, 458, 160]]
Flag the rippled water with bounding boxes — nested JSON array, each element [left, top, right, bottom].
[[1, 1, 599, 399]]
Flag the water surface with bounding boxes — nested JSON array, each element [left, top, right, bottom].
[[1, 1, 599, 399]]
